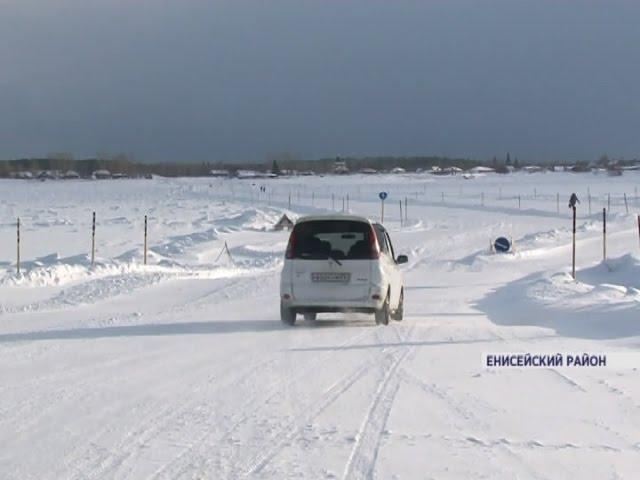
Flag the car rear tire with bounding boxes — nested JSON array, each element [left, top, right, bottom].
[[392, 289, 404, 321], [375, 294, 390, 326], [280, 303, 296, 326], [303, 312, 317, 322]]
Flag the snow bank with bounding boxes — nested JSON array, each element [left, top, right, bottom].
[[579, 253, 640, 291], [477, 254, 640, 339]]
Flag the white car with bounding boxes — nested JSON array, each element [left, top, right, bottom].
[[279, 214, 407, 326]]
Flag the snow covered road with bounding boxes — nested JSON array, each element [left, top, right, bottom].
[[1, 174, 639, 479]]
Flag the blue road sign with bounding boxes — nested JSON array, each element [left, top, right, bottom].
[[494, 236, 511, 253], [379, 191, 388, 201]]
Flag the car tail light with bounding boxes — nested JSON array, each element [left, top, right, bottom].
[[285, 230, 296, 259], [369, 225, 380, 259]]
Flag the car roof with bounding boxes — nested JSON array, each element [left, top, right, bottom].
[[295, 214, 373, 225]]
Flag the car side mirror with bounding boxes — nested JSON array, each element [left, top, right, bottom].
[[396, 255, 408, 264]]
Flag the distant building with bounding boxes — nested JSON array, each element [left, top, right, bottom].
[[112, 173, 129, 179], [236, 170, 259, 179], [522, 165, 543, 173], [360, 168, 378, 174], [468, 166, 495, 174], [209, 169, 229, 177], [274, 214, 294, 231], [390, 167, 406, 174], [11, 171, 33, 179], [62, 170, 80, 179], [430, 166, 462, 176], [236, 170, 276, 179], [436, 166, 463, 175], [621, 164, 640, 171], [333, 159, 349, 175], [37, 170, 57, 180], [93, 169, 111, 179]]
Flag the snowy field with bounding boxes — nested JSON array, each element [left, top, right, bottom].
[[1, 172, 639, 479]]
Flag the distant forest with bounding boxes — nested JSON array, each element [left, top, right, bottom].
[[0, 152, 635, 178]]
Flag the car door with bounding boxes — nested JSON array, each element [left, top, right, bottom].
[[384, 230, 403, 308], [374, 225, 400, 307]]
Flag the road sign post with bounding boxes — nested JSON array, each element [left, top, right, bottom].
[[379, 191, 388, 223], [572, 206, 576, 279], [568, 193, 579, 279]]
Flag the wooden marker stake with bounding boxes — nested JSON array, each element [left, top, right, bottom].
[[144, 215, 148, 265], [17, 218, 20, 275], [603, 208, 607, 261], [91, 211, 96, 268]]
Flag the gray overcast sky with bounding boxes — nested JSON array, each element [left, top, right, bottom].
[[1, 0, 639, 163]]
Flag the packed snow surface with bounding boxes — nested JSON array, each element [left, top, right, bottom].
[[1, 172, 639, 479]]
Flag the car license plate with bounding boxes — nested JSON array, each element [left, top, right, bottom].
[[311, 272, 350, 283]]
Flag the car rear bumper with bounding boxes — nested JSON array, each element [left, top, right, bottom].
[[281, 297, 383, 313], [291, 305, 377, 314]]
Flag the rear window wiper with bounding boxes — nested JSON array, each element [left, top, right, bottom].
[[327, 253, 343, 266]]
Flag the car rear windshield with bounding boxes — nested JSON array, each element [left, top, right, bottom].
[[291, 220, 374, 260]]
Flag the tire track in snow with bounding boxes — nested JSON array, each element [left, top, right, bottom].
[[341, 326, 416, 480], [55, 272, 285, 478], [0, 275, 277, 439], [64, 351, 285, 480], [239, 325, 417, 478], [153, 325, 414, 479], [142, 326, 377, 480], [241, 354, 382, 477]]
